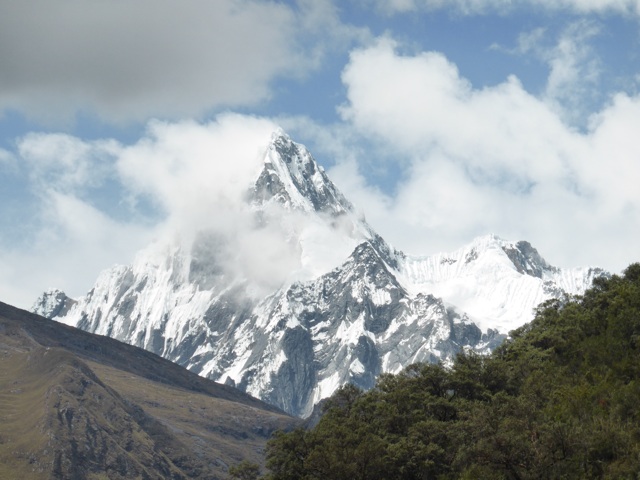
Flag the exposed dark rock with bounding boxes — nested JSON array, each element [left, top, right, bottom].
[[502, 240, 557, 278]]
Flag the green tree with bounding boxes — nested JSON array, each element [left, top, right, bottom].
[[228, 460, 261, 480]]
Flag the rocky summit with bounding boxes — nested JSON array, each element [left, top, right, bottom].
[[34, 130, 607, 418]]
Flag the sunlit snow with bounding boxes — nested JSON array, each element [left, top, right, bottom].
[[34, 133, 604, 418]]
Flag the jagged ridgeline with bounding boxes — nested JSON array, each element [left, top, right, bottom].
[[33, 130, 607, 417], [265, 263, 640, 479]]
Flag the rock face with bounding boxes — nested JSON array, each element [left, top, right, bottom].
[[33, 130, 607, 418], [31, 288, 76, 319]]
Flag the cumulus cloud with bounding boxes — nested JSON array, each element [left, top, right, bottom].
[[116, 114, 277, 231], [332, 38, 640, 272], [0, 0, 358, 123]]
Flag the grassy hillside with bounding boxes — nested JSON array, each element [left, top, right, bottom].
[[265, 263, 640, 479], [0, 302, 298, 479]]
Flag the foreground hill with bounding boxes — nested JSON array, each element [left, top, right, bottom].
[[0, 302, 296, 480], [266, 263, 640, 479]]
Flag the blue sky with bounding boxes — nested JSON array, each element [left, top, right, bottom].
[[1, 0, 639, 308]]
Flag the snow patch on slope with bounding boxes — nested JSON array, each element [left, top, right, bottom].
[[33, 131, 607, 418]]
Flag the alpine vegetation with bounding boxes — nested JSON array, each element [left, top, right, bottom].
[[265, 264, 640, 479]]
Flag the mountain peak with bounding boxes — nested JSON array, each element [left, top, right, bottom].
[[32, 288, 76, 319], [270, 127, 290, 143], [462, 234, 555, 278], [32, 130, 608, 418], [251, 130, 354, 216]]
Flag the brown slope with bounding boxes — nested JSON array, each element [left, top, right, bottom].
[[0, 302, 298, 480]]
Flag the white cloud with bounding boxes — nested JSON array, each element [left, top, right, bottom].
[[333, 38, 640, 272], [0, 191, 154, 309], [0, 0, 358, 123], [544, 22, 601, 99], [118, 115, 313, 295], [511, 21, 603, 124], [2, 131, 148, 309], [541, 0, 640, 14], [340, 38, 574, 180], [585, 94, 640, 213], [0, 114, 305, 307], [116, 114, 278, 234], [367, 0, 640, 15], [18, 133, 119, 191]]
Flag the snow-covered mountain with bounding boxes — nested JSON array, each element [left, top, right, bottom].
[[33, 130, 606, 417]]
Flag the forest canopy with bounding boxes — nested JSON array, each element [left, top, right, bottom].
[[263, 263, 640, 479]]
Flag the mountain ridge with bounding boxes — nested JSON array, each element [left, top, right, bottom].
[[33, 130, 607, 417]]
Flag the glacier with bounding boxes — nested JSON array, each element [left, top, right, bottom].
[[33, 130, 606, 418]]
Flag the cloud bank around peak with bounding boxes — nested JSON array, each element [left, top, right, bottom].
[[2, 114, 285, 307], [116, 115, 278, 233], [9, 113, 366, 304]]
